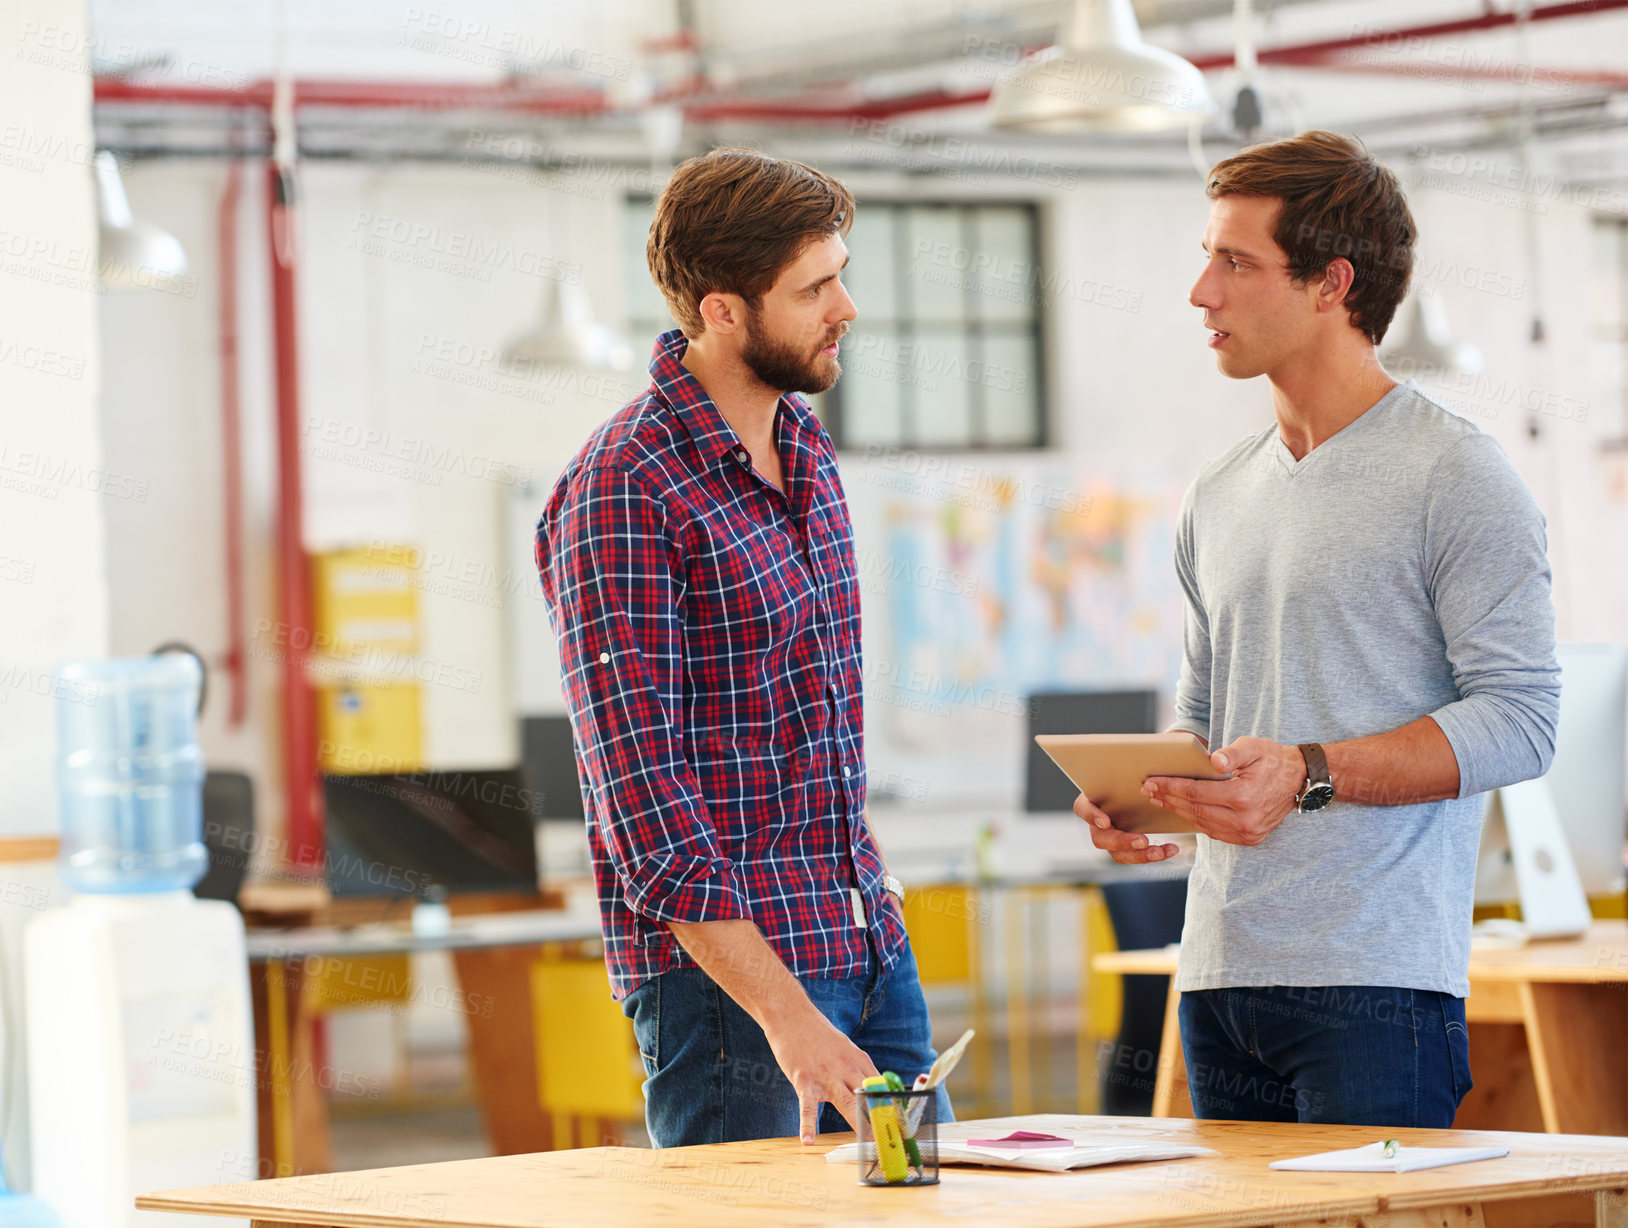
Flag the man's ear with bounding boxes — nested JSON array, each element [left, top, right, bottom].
[[698, 291, 745, 335], [1317, 257, 1357, 314]]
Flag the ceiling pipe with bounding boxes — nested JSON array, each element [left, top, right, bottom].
[[1187, 0, 1628, 71], [1266, 57, 1628, 91], [92, 77, 610, 114], [218, 160, 248, 729], [268, 163, 322, 869], [266, 23, 324, 868], [91, 0, 1628, 126], [85, 96, 1628, 171]]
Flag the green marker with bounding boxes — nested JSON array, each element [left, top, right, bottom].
[[882, 1071, 923, 1168]]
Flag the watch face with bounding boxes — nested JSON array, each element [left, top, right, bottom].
[[1299, 782, 1336, 813]]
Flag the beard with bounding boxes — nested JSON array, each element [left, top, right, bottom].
[[740, 312, 844, 395]]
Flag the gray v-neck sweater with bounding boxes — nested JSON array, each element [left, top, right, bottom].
[[1171, 379, 1560, 997]]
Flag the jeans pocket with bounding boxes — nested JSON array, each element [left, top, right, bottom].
[[624, 975, 661, 1077], [1441, 998, 1472, 1103]]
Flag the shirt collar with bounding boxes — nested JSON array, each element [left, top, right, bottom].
[[646, 328, 817, 465]]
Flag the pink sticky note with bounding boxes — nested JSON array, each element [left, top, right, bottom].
[[966, 1131, 1073, 1149]]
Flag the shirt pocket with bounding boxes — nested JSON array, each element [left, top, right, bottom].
[[690, 517, 817, 653]]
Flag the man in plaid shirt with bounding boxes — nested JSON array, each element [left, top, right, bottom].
[[536, 148, 949, 1147]]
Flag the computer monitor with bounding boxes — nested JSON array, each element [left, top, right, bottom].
[[1475, 642, 1628, 902], [323, 768, 541, 898], [520, 714, 586, 821], [1024, 689, 1159, 812]]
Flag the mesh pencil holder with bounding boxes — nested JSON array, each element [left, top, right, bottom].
[[855, 1087, 939, 1186]]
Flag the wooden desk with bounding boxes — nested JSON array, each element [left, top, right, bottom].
[[248, 905, 604, 1175], [1092, 921, 1628, 1136], [139, 1113, 1628, 1228]]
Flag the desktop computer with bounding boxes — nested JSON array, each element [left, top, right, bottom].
[[520, 713, 587, 821], [1475, 642, 1628, 906], [1024, 689, 1159, 813], [323, 767, 541, 897]]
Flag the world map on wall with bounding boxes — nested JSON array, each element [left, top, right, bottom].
[[865, 464, 1185, 747]]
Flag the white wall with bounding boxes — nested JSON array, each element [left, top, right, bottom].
[[849, 170, 1628, 811], [0, 0, 104, 1189], [98, 160, 285, 824], [95, 150, 1628, 847], [1, 0, 108, 831], [100, 157, 644, 848]]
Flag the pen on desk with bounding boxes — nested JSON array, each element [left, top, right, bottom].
[[883, 1071, 923, 1169], [906, 1028, 975, 1131]]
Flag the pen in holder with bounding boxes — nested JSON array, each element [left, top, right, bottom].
[[856, 1079, 939, 1186]]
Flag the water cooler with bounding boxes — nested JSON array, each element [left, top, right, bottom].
[[25, 656, 255, 1228]]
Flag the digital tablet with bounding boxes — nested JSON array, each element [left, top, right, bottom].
[[1033, 732, 1230, 835]]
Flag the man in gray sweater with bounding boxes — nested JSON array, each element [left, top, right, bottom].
[[1076, 131, 1560, 1127]]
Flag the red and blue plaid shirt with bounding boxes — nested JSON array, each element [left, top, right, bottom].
[[535, 329, 906, 1000]]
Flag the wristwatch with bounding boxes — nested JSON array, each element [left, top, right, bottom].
[[884, 874, 905, 902], [1294, 743, 1336, 813]]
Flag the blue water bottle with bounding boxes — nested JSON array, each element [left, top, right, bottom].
[[54, 654, 209, 894], [0, 1142, 62, 1228]]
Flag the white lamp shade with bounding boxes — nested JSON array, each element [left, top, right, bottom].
[[94, 151, 188, 290], [990, 0, 1216, 134], [504, 278, 633, 372], [1382, 289, 1484, 378]]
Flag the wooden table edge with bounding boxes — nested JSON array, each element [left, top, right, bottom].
[[135, 1155, 1628, 1228]]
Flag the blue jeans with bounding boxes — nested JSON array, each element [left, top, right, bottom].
[[1178, 985, 1473, 1127], [620, 939, 954, 1146]]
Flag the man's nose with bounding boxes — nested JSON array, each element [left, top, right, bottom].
[[832, 281, 858, 324], [1189, 268, 1219, 311]]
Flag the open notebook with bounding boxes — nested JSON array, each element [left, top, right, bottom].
[[825, 1122, 1215, 1174]]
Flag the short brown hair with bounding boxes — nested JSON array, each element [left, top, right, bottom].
[[1206, 131, 1415, 345], [647, 148, 855, 338]]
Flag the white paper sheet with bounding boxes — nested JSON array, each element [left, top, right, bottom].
[[1269, 1142, 1510, 1173]]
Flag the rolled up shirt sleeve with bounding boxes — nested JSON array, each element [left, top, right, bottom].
[[538, 463, 751, 925], [1422, 434, 1561, 799]]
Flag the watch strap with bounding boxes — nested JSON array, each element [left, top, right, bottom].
[[1298, 742, 1331, 787]]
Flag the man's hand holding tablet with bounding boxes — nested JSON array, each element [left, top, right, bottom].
[[1141, 735, 1313, 848], [1075, 793, 1183, 864], [1061, 734, 1314, 862], [1035, 732, 1226, 865]]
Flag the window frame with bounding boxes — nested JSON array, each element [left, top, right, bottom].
[[623, 193, 1052, 454], [824, 198, 1050, 455]]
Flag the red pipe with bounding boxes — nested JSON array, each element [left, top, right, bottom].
[[805, 0, 1628, 120], [218, 160, 247, 728], [93, 76, 608, 114], [1189, 0, 1628, 70], [267, 161, 323, 869], [90, 0, 1628, 125], [1271, 57, 1628, 91]]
